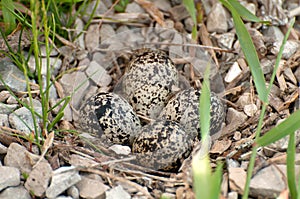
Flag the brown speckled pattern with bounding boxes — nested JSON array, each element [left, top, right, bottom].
[[159, 88, 225, 139], [122, 49, 179, 119], [132, 120, 193, 171], [79, 92, 141, 146]]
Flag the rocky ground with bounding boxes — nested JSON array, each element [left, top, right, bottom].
[[0, 0, 300, 198]]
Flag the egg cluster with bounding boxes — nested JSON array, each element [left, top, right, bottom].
[[79, 48, 225, 171]]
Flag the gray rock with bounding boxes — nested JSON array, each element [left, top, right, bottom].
[[0, 90, 10, 102], [9, 106, 42, 135], [85, 24, 100, 52], [263, 26, 284, 42], [82, 1, 110, 22], [0, 142, 7, 154], [21, 98, 42, 108], [169, 32, 183, 58], [25, 162, 53, 197], [106, 185, 131, 199], [59, 71, 89, 109], [272, 40, 299, 59], [0, 103, 18, 114], [108, 145, 131, 155], [0, 186, 31, 199], [67, 186, 80, 199], [153, 0, 171, 12], [76, 176, 109, 199], [169, 4, 190, 21], [0, 61, 27, 92], [226, 107, 248, 125], [75, 18, 85, 49], [40, 45, 59, 57], [207, 3, 228, 33], [28, 56, 62, 76], [100, 24, 116, 44], [0, 166, 20, 191], [250, 165, 300, 197], [4, 143, 47, 174], [85, 61, 112, 87], [46, 166, 81, 199], [0, 114, 9, 126], [125, 2, 145, 13], [216, 32, 235, 49]]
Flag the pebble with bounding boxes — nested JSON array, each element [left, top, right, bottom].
[[125, 2, 145, 13], [8, 106, 42, 135], [226, 107, 248, 125], [85, 61, 112, 87], [76, 176, 109, 199], [59, 71, 90, 109], [28, 56, 62, 76], [4, 143, 47, 174], [0, 61, 27, 92], [0, 103, 18, 114], [243, 104, 258, 117], [0, 142, 7, 154], [169, 4, 190, 21], [24, 162, 53, 197], [106, 185, 131, 199], [0, 114, 9, 126], [109, 144, 131, 155], [85, 24, 100, 52], [0, 166, 20, 191], [0, 186, 31, 199], [225, 62, 242, 83], [75, 18, 85, 49], [216, 32, 235, 49], [206, 3, 228, 33], [67, 186, 80, 199], [263, 26, 284, 42], [271, 40, 299, 59], [46, 166, 82, 199], [100, 24, 116, 44], [250, 165, 300, 197]]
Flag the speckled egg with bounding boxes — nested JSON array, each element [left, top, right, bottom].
[[122, 48, 179, 120], [79, 92, 141, 146], [132, 120, 193, 171], [159, 88, 225, 139]]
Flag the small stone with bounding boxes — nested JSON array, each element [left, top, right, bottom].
[[125, 2, 145, 13], [169, 4, 190, 21], [75, 18, 85, 49], [28, 56, 62, 76], [0, 103, 18, 114], [69, 154, 98, 168], [0, 114, 9, 126], [106, 185, 131, 199], [236, 92, 251, 107], [184, 17, 194, 33], [76, 176, 109, 199], [100, 24, 116, 44], [260, 58, 273, 74], [25, 162, 53, 197], [109, 145, 131, 155], [216, 32, 235, 49], [228, 191, 238, 199], [0, 142, 7, 154], [67, 186, 80, 199], [226, 108, 248, 124], [85, 24, 100, 51], [228, 167, 246, 194], [0, 61, 27, 92], [263, 26, 284, 42], [59, 71, 90, 109], [0, 90, 10, 102], [250, 165, 300, 197], [271, 40, 299, 59], [46, 166, 82, 199], [207, 3, 228, 33], [40, 45, 59, 57], [225, 62, 242, 83], [4, 143, 47, 174], [9, 106, 42, 135], [85, 61, 112, 87], [233, 131, 241, 141], [0, 166, 20, 191], [243, 104, 258, 117], [0, 186, 31, 199], [169, 32, 183, 57]]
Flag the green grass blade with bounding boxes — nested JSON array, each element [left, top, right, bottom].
[[287, 132, 297, 199], [2, 0, 17, 33], [183, 0, 197, 40], [227, 0, 269, 24], [220, 0, 268, 103], [199, 64, 211, 140], [256, 110, 300, 147]]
